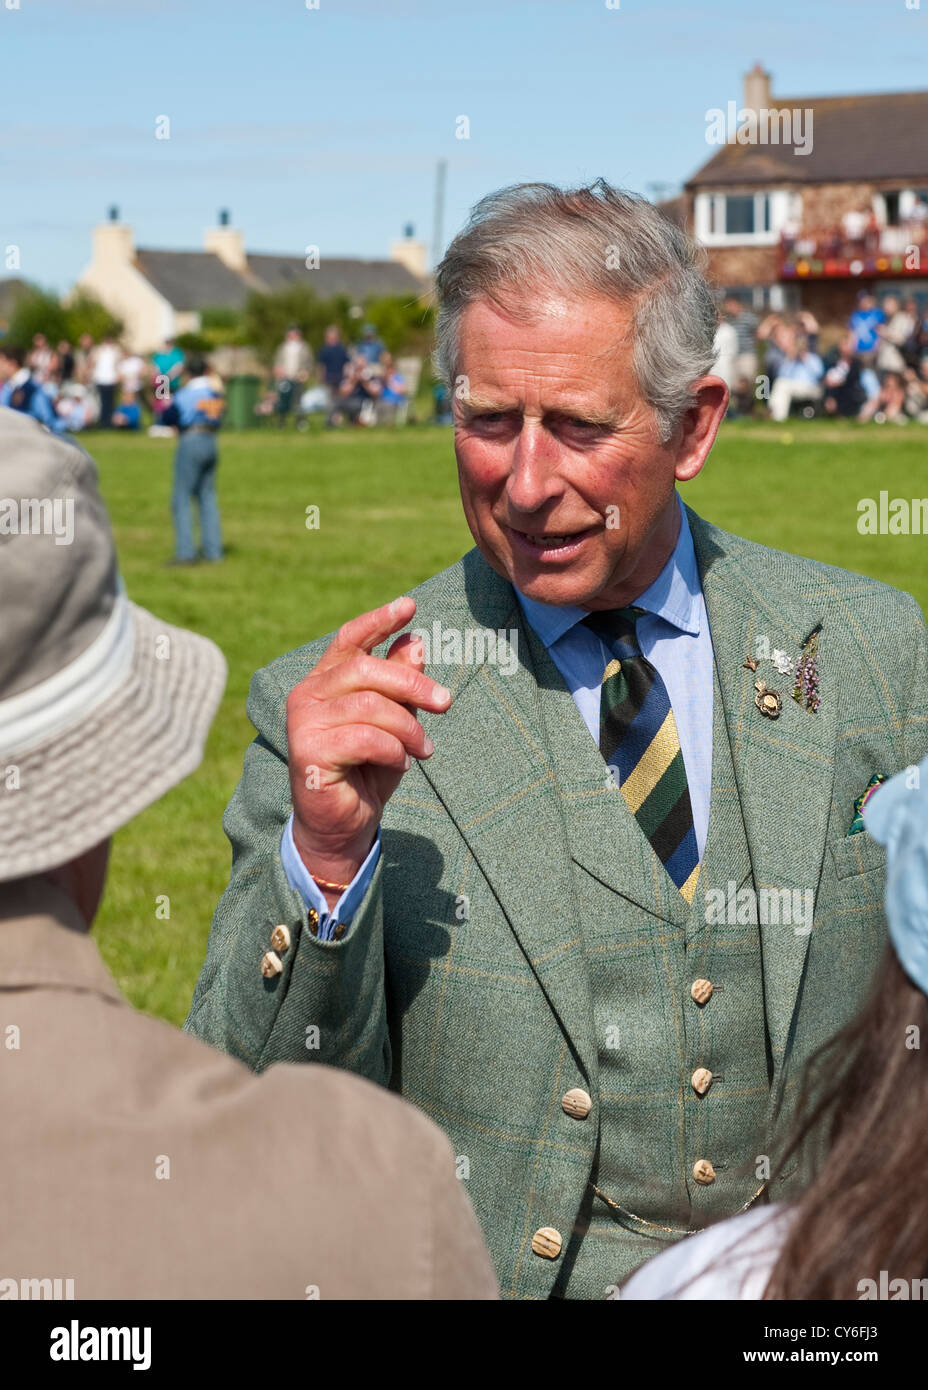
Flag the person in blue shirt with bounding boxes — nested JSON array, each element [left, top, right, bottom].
[[849, 290, 886, 358], [355, 322, 385, 364], [0, 344, 65, 432], [162, 355, 225, 565], [112, 389, 141, 430]]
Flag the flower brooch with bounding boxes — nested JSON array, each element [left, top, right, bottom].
[[743, 628, 821, 720]]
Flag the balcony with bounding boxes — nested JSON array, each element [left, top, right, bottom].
[[779, 218, 928, 280]]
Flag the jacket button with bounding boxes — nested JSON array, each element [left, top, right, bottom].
[[332, 922, 346, 940], [691, 1067, 713, 1096], [307, 909, 319, 937], [692, 1159, 716, 1185], [690, 978, 714, 1005], [531, 1227, 562, 1259], [561, 1088, 592, 1119], [260, 950, 283, 979], [270, 924, 291, 952]]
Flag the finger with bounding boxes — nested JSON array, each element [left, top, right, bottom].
[[314, 690, 434, 759], [386, 629, 427, 674], [317, 596, 417, 672], [308, 652, 451, 712], [323, 723, 411, 775]]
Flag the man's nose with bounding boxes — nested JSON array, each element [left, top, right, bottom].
[[505, 420, 563, 514]]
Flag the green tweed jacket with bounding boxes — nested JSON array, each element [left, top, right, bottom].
[[187, 504, 928, 1297]]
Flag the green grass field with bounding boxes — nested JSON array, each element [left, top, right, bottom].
[[88, 420, 928, 1025]]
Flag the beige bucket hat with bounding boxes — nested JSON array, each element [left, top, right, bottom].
[[0, 407, 226, 883]]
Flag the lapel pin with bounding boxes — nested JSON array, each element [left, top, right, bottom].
[[792, 629, 821, 713], [743, 656, 759, 671], [754, 679, 782, 719]]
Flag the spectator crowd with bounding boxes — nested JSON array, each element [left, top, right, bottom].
[[7, 295, 928, 439], [255, 322, 417, 429], [714, 289, 928, 425], [0, 330, 188, 434], [0, 322, 451, 436]]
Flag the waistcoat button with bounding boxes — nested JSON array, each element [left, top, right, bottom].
[[691, 978, 714, 1005], [691, 1067, 713, 1095]]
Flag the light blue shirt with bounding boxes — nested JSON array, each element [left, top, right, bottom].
[[173, 377, 224, 429], [515, 495, 713, 859], [777, 353, 824, 385], [280, 823, 381, 941], [282, 493, 713, 935], [0, 372, 64, 432]]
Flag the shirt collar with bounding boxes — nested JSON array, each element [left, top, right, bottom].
[[515, 493, 702, 649]]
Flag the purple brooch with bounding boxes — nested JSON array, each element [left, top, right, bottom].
[[793, 630, 821, 713]]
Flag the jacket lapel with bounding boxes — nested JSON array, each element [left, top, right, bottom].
[[688, 508, 837, 1103], [409, 551, 599, 1086]]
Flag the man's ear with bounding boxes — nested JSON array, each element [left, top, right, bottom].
[[673, 376, 729, 484]]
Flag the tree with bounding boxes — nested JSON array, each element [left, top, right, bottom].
[[359, 294, 435, 357], [242, 286, 436, 366], [5, 285, 122, 348]]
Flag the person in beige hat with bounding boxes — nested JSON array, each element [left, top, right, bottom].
[[0, 407, 498, 1301]]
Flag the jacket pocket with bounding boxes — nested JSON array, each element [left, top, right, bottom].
[[830, 832, 886, 881]]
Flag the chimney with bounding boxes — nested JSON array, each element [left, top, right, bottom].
[[93, 212, 134, 265], [743, 62, 772, 113], [389, 222, 428, 280], [204, 211, 247, 273]]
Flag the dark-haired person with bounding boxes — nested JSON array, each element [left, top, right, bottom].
[[91, 333, 120, 428], [164, 355, 225, 565], [621, 754, 928, 1299], [0, 344, 63, 431]]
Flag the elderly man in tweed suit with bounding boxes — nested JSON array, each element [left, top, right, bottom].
[[187, 182, 928, 1299]]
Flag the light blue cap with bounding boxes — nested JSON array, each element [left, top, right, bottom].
[[863, 754, 928, 996]]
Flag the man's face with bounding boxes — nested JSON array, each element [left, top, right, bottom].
[[453, 293, 710, 610]]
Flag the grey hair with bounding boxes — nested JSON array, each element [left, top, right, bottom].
[[434, 179, 719, 442]]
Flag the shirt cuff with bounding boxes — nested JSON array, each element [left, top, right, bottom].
[[280, 814, 381, 942]]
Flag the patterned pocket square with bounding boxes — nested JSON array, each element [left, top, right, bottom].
[[849, 774, 887, 834]]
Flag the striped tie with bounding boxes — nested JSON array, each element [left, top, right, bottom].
[[584, 607, 700, 904]]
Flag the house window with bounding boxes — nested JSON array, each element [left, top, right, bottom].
[[884, 191, 901, 227], [696, 190, 782, 245], [723, 195, 770, 235]]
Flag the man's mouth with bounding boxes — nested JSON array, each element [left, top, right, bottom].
[[506, 524, 599, 558]]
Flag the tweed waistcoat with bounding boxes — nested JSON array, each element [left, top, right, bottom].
[[521, 622, 771, 1298]]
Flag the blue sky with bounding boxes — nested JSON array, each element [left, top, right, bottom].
[[2, 0, 925, 292]]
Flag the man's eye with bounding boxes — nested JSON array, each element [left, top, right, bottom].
[[561, 417, 605, 434]]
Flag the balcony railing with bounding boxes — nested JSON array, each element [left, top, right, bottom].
[[779, 219, 928, 280]]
